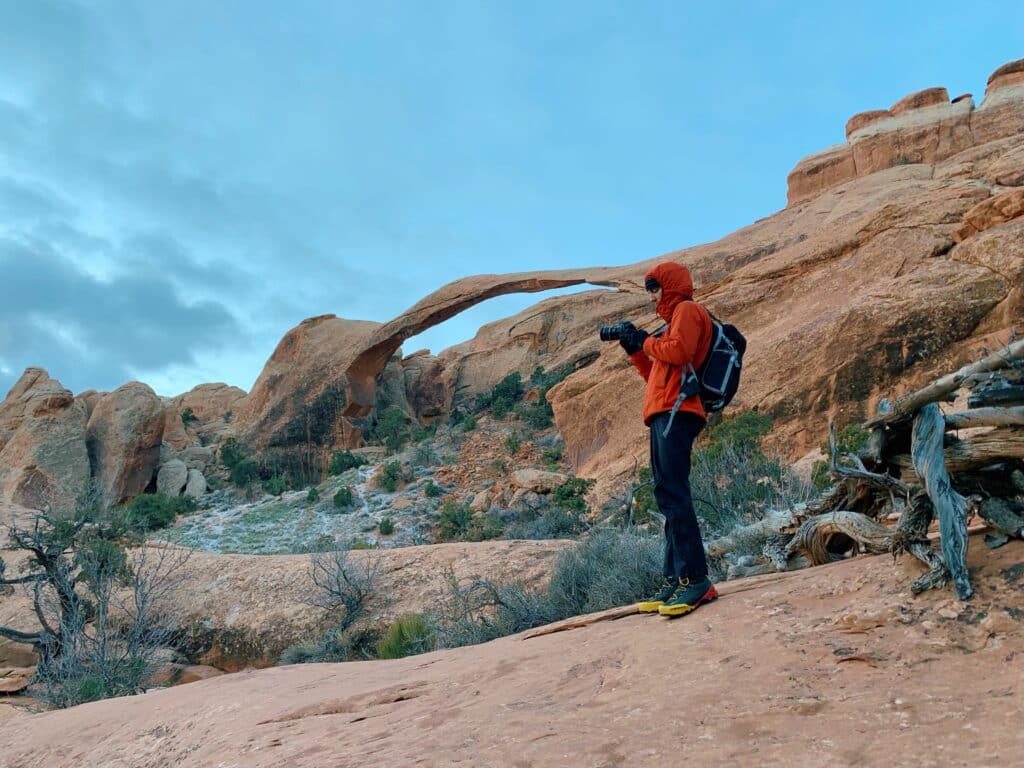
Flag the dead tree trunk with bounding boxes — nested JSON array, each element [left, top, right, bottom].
[[912, 403, 972, 600], [944, 406, 1024, 429], [893, 491, 948, 594]]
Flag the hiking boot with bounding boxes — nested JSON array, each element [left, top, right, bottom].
[[658, 577, 718, 618], [637, 578, 677, 613]]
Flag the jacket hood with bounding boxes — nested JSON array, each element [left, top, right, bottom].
[[645, 262, 694, 322]]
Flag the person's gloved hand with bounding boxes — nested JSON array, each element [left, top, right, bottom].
[[619, 327, 649, 355]]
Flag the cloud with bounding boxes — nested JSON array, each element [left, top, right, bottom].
[[0, 235, 243, 396]]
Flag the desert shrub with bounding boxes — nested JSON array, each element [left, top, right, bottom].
[[424, 480, 443, 498], [436, 501, 472, 541], [376, 614, 436, 659], [223, 410, 233, 423], [492, 459, 507, 473], [1, 497, 191, 708], [328, 449, 366, 475], [278, 548, 382, 664], [541, 445, 563, 469], [376, 461, 402, 492], [551, 477, 595, 515], [219, 437, 248, 470], [441, 454, 458, 465], [378, 517, 395, 535], [476, 372, 524, 418], [180, 407, 197, 425], [503, 506, 587, 540], [333, 487, 355, 510], [505, 433, 521, 455], [412, 441, 436, 467], [228, 459, 259, 487], [262, 475, 288, 496], [371, 406, 409, 453], [412, 422, 437, 442], [125, 493, 196, 532], [307, 487, 321, 503], [692, 414, 811, 538], [349, 538, 376, 550], [516, 398, 553, 430], [460, 414, 477, 432], [293, 533, 338, 553], [430, 529, 660, 648]]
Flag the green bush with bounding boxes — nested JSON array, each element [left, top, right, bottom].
[[441, 454, 458, 465], [229, 459, 260, 487], [505, 433, 521, 455], [542, 445, 562, 464], [376, 460, 402, 492], [262, 475, 288, 496], [124, 493, 197, 532], [517, 399, 554, 430], [460, 414, 478, 431], [180, 407, 197, 425], [328, 450, 366, 475], [307, 487, 321, 503], [477, 372, 524, 418], [378, 517, 395, 535], [437, 501, 473, 541], [412, 422, 437, 442], [424, 481, 443, 498], [551, 477, 595, 515], [371, 406, 409, 453], [376, 614, 436, 659], [703, 412, 773, 461], [350, 538, 376, 550], [219, 437, 248, 470], [223, 410, 233, 423], [333, 487, 355, 510]]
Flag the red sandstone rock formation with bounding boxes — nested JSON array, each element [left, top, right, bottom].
[[0, 369, 90, 511], [86, 382, 166, 507], [788, 59, 1024, 206]]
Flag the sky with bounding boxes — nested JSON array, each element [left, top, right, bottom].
[[1, 1, 1022, 398]]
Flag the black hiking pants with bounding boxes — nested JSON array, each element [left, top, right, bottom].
[[648, 411, 708, 582]]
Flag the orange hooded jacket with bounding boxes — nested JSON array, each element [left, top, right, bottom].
[[630, 262, 713, 426]]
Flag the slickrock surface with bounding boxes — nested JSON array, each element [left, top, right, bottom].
[[1, 538, 1020, 768]]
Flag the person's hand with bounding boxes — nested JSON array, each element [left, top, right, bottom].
[[619, 327, 649, 355]]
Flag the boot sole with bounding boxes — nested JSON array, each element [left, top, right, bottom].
[[658, 585, 719, 618], [637, 601, 665, 613]]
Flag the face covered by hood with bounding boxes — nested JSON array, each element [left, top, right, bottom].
[[645, 262, 694, 323]]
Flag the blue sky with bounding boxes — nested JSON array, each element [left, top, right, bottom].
[[1, 1, 1021, 397]]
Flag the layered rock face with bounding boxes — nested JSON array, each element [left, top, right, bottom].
[[0, 369, 90, 511], [787, 59, 1024, 205]]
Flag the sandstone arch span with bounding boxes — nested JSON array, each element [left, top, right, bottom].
[[342, 268, 626, 416]]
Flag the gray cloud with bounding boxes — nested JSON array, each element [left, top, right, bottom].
[[0, 235, 242, 396]]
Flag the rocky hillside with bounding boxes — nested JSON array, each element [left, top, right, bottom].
[[1, 536, 1020, 767], [6, 61, 1022, 513]]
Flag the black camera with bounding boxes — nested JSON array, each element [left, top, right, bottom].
[[598, 321, 634, 342]]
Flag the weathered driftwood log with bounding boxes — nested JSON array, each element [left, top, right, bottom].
[[944, 406, 1024, 429], [784, 510, 892, 566], [893, 426, 1024, 479], [893, 491, 948, 594], [967, 385, 1024, 408], [864, 338, 1024, 428], [705, 509, 793, 559], [976, 497, 1024, 539], [912, 403, 972, 600], [962, 367, 1024, 388], [1013, 469, 1024, 494]]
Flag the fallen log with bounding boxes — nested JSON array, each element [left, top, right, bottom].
[[863, 338, 1024, 428], [784, 510, 891, 566], [912, 403, 972, 600], [893, 426, 1024, 478], [944, 406, 1024, 429], [976, 497, 1024, 540]]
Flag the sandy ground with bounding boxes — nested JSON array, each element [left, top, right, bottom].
[[0, 537, 1021, 768]]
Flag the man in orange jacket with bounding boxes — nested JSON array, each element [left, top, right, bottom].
[[618, 262, 719, 617]]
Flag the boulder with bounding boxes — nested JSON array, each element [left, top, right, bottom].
[[0, 368, 90, 511], [157, 459, 189, 497], [0, 667, 33, 694], [86, 382, 165, 507], [512, 469, 568, 493], [177, 665, 225, 685], [469, 489, 492, 513], [184, 469, 207, 499]]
